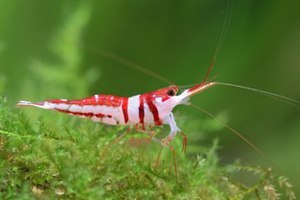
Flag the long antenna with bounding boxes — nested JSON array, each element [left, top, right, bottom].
[[216, 82, 300, 109], [202, 0, 233, 83], [180, 81, 300, 109], [191, 103, 300, 192], [85, 46, 174, 85], [190, 104, 265, 157]]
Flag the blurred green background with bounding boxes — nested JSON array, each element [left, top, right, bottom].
[[0, 0, 300, 191]]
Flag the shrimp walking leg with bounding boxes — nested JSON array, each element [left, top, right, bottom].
[[154, 142, 178, 179], [161, 113, 181, 146], [180, 131, 188, 153]]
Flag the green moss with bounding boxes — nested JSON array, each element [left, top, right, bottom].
[[0, 98, 296, 199]]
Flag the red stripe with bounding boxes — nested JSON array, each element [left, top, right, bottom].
[[139, 95, 145, 127], [146, 96, 161, 125], [122, 97, 129, 123], [55, 108, 107, 119], [48, 95, 123, 107]]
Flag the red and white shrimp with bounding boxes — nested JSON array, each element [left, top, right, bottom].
[[17, 81, 215, 148]]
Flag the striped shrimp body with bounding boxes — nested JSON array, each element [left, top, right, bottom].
[[17, 82, 215, 146]]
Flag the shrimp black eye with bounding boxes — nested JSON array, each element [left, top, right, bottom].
[[167, 89, 176, 96]]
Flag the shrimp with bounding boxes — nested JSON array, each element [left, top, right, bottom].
[[16, 0, 300, 180], [16, 79, 216, 174]]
